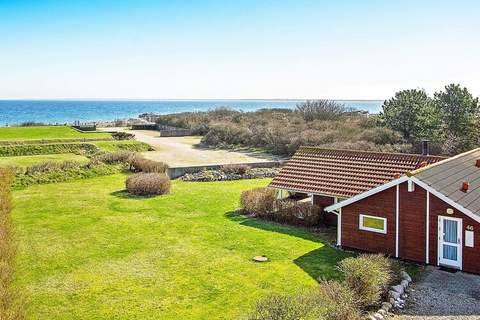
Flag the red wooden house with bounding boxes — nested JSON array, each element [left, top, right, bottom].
[[270, 146, 480, 273]]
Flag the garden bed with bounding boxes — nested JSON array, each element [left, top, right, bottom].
[[180, 167, 279, 181]]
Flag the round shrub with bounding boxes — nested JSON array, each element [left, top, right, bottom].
[[129, 155, 168, 173], [125, 173, 171, 196]]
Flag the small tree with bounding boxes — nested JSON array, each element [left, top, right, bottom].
[[295, 100, 349, 121], [381, 89, 437, 141], [434, 84, 480, 154]]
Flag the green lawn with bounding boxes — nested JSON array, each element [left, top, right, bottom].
[[93, 140, 151, 152], [13, 175, 349, 319], [0, 126, 111, 141], [0, 153, 89, 167]]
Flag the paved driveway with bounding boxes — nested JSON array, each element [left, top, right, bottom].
[[394, 266, 480, 320]]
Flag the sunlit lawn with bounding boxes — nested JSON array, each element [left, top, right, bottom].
[[13, 175, 350, 319], [0, 126, 111, 141]]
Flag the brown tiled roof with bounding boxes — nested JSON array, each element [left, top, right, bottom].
[[269, 147, 445, 198]]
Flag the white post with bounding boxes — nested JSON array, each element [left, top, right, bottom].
[[337, 208, 342, 246], [396, 184, 400, 258], [426, 191, 430, 264]]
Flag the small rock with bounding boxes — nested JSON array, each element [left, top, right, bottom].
[[391, 284, 404, 294], [378, 309, 386, 316], [368, 316, 377, 320], [389, 290, 401, 300], [400, 271, 412, 282], [253, 256, 268, 262], [381, 302, 392, 311], [373, 312, 384, 320], [389, 297, 395, 305], [401, 279, 409, 288], [401, 293, 408, 299]]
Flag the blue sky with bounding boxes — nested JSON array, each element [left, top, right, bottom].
[[0, 0, 479, 99]]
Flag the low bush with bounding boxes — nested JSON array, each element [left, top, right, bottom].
[[129, 156, 168, 173], [0, 168, 25, 319], [92, 151, 135, 164], [240, 187, 276, 216], [273, 200, 321, 227], [248, 282, 360, 320], [221, 164, 250, 175], [338, 254, 393, 307], [25, 160, 82, 175], [111, 131, 135, 140], [312, 281, 361, 320], [92, 141, 152, 152], [125, 173, 171, 196]]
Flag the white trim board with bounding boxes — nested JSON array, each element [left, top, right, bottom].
[[325, 175, 480, 225], [325, 176, 409, 212], [359, 214, 387, 234], [410, 177, 480, 224]]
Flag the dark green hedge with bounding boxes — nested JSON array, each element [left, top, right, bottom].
[[0, 138, 113, 145], [0, 143, 99, 157]]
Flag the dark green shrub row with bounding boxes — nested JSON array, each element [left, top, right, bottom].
[[0, 137, 112, 145], [0, 143, 99, 157], [125, 173, 170, 196], [12, 163, 124, 189]]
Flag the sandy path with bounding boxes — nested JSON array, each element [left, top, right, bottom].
[[100, 127, 281, 167]]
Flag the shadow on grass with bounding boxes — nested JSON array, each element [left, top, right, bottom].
[[225, 210, 352, 281], [110, 190, 158, 200]]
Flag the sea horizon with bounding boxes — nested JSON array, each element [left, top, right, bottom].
[[0, 99, 384, 126]]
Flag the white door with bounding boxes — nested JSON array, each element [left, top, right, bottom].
[[438, 216, 462, 269]]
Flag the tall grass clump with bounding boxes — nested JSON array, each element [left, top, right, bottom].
[[0, 169, 25, 320], [247, 282, 360, 320], [240, 188, 276, 216], [338, 254, 393, 307], [126, 173, 171, 196]]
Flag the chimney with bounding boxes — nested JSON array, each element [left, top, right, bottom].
[[461, 181, 470, 192], [422, 140, 430, 156]]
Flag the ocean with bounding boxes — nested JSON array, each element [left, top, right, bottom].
[[0, 99, 383, 125]]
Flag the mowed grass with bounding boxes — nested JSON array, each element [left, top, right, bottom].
[[0, 126, 111, 141], [0, 153, 89, 167], [93, 140, 150, 152], [13, 175, 349, 319]]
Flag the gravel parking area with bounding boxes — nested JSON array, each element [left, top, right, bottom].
[[100, 127, 281, 166], [393, 266, 480, 320]]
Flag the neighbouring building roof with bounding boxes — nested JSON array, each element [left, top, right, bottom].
[[412, 148, 480, 216], [269, 147, 445, 198]]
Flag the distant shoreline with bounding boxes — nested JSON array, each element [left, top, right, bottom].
[[0, 99, 383, 126]]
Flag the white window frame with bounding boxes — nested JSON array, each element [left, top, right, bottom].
[[359, 214, 387, 234]]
